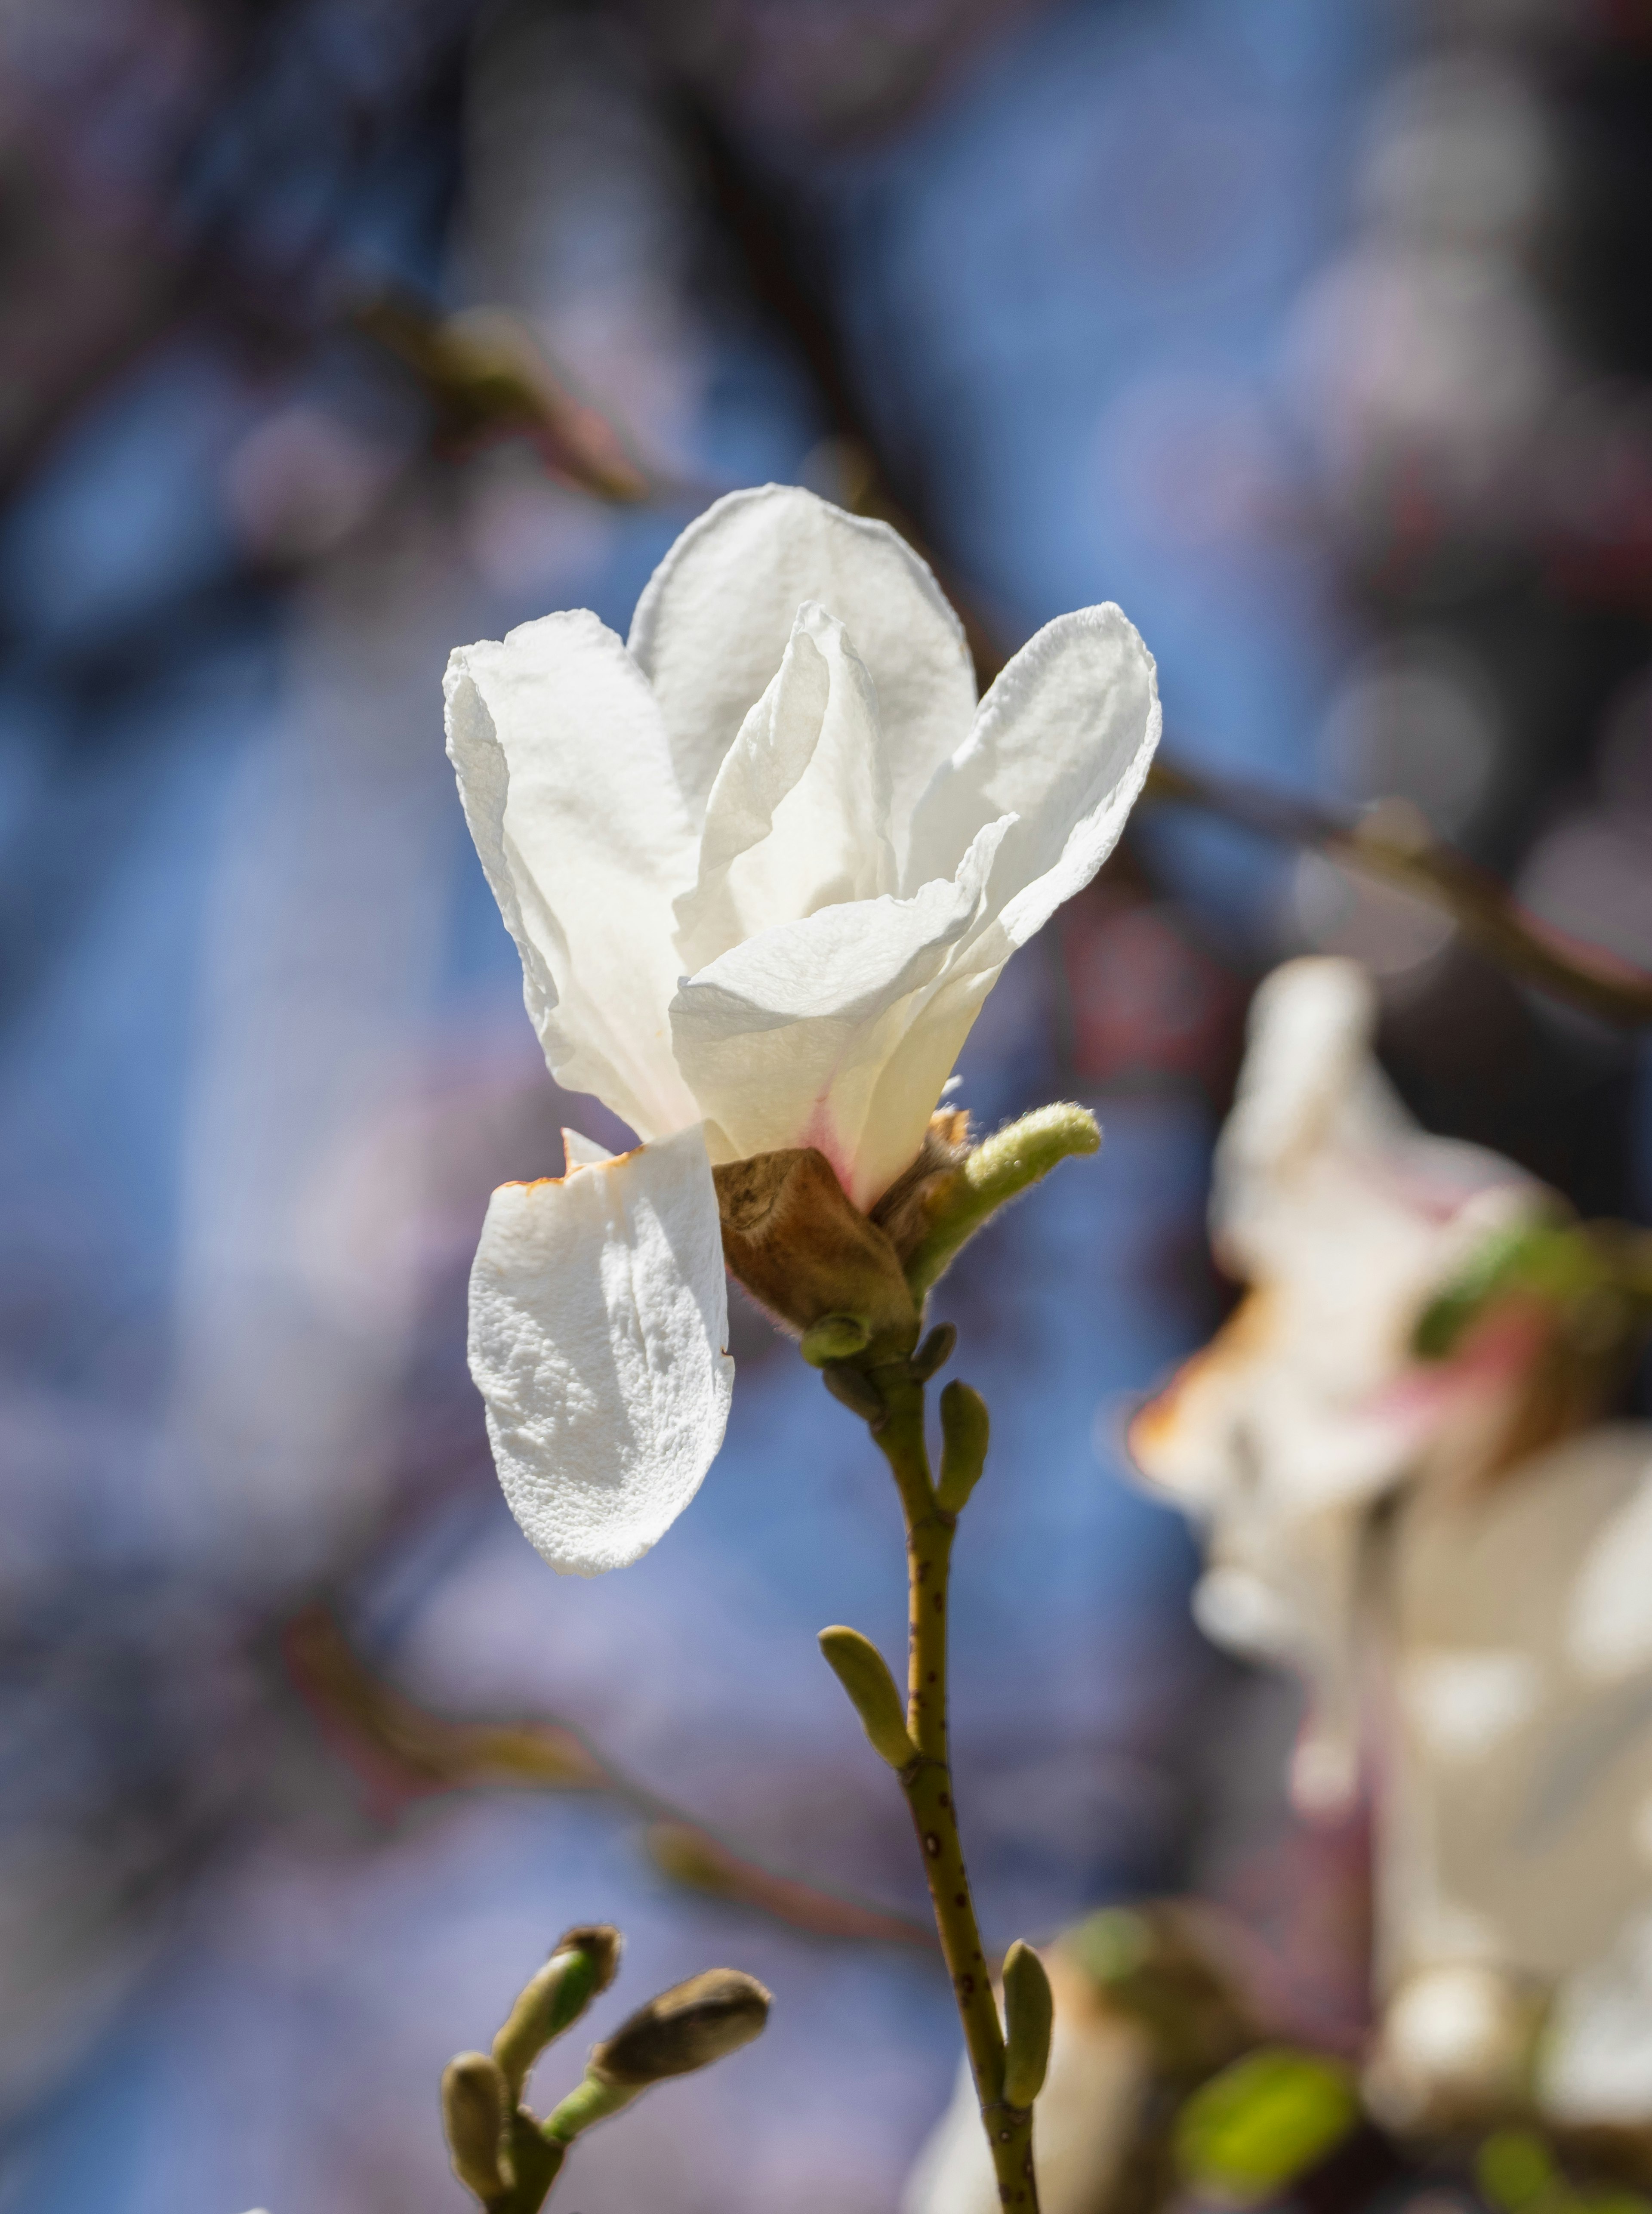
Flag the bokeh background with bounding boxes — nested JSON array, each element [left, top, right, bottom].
[[3, 2, 1651, 2208]]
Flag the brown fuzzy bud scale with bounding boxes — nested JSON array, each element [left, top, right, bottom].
[[590, 1969, 772, 2085]]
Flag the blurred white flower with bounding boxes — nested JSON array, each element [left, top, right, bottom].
[[1129, 956, 1539, 1807], [1132, 956, 1652, 2128], [445, 484, 1160, 1575], [1383, 1424, 1652, 2128]]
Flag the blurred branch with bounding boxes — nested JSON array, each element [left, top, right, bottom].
[[284, 1603, 937, 1952], [349, 292, 666, 504], [1141, 766, 1652, 1030]]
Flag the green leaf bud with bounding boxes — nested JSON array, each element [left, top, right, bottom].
[[493, 1924, 621, 2097], [441, 2052, 511, 2202], [903, 1104, 1101, 1297], [936, 1381, 989, 1513], [912, 1322, 958, 1382], [818, 1626, 916, 1769], [1002, 1941, 1054, 2108]]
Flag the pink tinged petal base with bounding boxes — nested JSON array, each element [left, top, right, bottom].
[[670, 821, 1009, 1210], [467, 1125, 734, 1578]]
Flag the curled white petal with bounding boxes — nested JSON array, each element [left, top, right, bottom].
[[629, 482, 976, 847], [674, 600, 898, 974], [467, 1126, 733, 1576], [905, 601, 1161, 939], [672, 821, 1007, 1207], [445, 610, 701, 1142]]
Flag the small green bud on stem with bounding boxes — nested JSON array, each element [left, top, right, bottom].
[[1002, 1942, 1054, 2108], [912, 1321, 958, 1381], [936, 1381, 989, 1513], [818, 1625, 918, 1769], [904, 1103, 1101, 1297], [822, 1363, 887, 1426], [493, 1924, 621, 2097], [442, 2052, 512, 2202]]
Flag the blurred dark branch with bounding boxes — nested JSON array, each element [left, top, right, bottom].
[[284, 1603, 937, 1952], [1142, 766, 1652, 1029]]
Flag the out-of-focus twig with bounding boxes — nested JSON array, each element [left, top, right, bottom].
[[284, 1603, 936, 1951], [350, 292, 664, 503], [1142, 763, 1652, 1029]]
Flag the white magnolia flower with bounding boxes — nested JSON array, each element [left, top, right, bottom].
[[1375, 1422, 1652, 2128], [1129, 955, 1540, 1805], [446, 484, 1159, 1575]]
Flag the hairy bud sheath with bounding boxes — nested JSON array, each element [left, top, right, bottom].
[[1002, 1942, 1055, 2108], [493, 1924, 621, 2095], [591, 1969, 772, 2085], [818, 1626, 917, 1769]]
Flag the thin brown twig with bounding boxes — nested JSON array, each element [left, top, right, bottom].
[[282, 1603, 937, 1953]]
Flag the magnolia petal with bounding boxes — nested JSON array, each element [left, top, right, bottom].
[[671, 827, 1005, 1209], [468, 1126, 733, 1577], [561, 1127, 614, 1171], [905, 602, 1160, 941], [675, 602, 897, 975], [445, 611, 701, 1142], [629, 484, 976, 850]]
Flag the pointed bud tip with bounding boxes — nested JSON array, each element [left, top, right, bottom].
[[818, 1626, 916, 1769], [1002, 1941, 1055, 2109], [912, 1321, 958, 1382], [590, 1968, 772, 2085], [493, 1925, 624, 2092]]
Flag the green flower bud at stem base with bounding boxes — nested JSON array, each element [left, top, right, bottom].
[[1002, 1942, 1054, 2109], [819, 1625, 917, 1769], [441, 2052, 511, 2202], [936, 1381, 989, 1513], [903, 1104, 1102, 1297], [493, 1924, 622, 2097]]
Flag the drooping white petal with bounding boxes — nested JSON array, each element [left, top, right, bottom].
[[629, 484, 976, 851], [671, 822, 1007, 1207], [445, 610, 701, 1141], [674, 601, 898, 975], [904, 602, 1161, 942], [467, 1124, 733, 1577]]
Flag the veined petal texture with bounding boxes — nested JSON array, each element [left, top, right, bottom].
[[445, 609, 701, 1142], [629, 483, 976, 852], [468, 1125, 734, 1577], [675, 601, 898, 974]]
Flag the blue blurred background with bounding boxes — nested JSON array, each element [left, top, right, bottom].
[[2, 2, 1650, 2207]]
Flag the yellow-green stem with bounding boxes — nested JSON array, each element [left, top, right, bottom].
[[873, 1364, 1039, 2210]]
